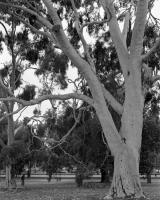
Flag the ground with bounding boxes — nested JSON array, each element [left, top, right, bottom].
[[0, 180, 160, 200]]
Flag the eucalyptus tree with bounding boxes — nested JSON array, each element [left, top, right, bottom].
[[0, 14, 38, 188], [0, 0, 160, 199]]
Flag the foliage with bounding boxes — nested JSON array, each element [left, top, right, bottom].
[[17, 85, 36, 101], [0, 141, 28, 166], [140, 117, 160, 175]]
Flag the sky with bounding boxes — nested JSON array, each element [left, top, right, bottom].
[[0, 0, 160, 121]]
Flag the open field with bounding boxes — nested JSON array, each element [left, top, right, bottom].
[[0, 181, 160, 200]]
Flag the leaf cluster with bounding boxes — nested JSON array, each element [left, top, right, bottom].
[[140, 117, 160, 174], [17, 85, 36, 101]]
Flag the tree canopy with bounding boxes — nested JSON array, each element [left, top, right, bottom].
[[0, 0, 160, 199]]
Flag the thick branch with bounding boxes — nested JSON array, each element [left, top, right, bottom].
[[38, 0, 122, 150], [100, 0, 129, 78], [42, 0, 104, 100], [42, 0, 61, 27], [0, 93, 94, 107], [102, 86, 123, 115], [130, 0, 148, 57]]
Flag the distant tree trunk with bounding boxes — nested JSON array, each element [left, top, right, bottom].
[[100, 168, 110, 183], [146, 173, 151, 184], [6, 108, 16, 189], [75, 173, 83, 187]]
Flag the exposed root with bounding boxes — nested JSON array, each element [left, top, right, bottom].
[[103, 193, 149, 200]]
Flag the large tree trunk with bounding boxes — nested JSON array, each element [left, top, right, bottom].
[[108, 145, 143, 199], [103, 68, 145, 199]]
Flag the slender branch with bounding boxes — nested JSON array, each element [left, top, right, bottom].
[[0, 93, 94, 107], [59, 146, 89, 171], [0, 75, 14, 97], [0, 105, 24, 123], [11, 12, 53, 41], [49, 109, 82, 148], [0, 21, 9, 37], [24, 0, 39, 14], [142, 37, 160, 61], [70, 0, 96, 71], [15, 107, 28, 124], [0, 2, 53, 30]]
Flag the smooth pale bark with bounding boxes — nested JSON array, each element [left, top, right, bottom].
[[41, 1, 147, 199], [103, 57, 144, 199], [107, 145, 143, 199], [0, 0, 150, 197]]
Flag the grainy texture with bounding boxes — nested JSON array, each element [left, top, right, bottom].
[[0, 181, 159, 200]]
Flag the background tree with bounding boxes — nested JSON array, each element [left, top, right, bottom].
[[140, 117, 160, 183], [0, 1, 160, 199]]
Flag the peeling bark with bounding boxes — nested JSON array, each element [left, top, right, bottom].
[[108, 146, 144, 199]]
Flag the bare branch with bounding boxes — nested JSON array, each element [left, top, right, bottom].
[[122, 12, 130, 49], [48, 109, 82, 148], [42, 0, 104, 108], [102, 85, 123, 115], [70, 0, 95, 71], [0, 2, 53, 30], [15, 107, 28, 124], [80, 19, 110, 33], [0, 93, 94, 107], [11, 12, 53, 41], [0, 105, 24, 123], [0, 21, 9, 37], [42, 0, 61, 28], [59, 146, 89, 171], [130, 0, 149, 57], [142, 37, 160, 61], [100, 0, 129, 78], [0, 75, 14, 97]]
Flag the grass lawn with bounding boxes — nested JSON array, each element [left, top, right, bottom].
[[0, 180, 160, 200]]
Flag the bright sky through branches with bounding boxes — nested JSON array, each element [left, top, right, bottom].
[[0, 0, 160, 121]]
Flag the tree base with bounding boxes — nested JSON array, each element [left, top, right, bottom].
[[103, 194, 149, 200]]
